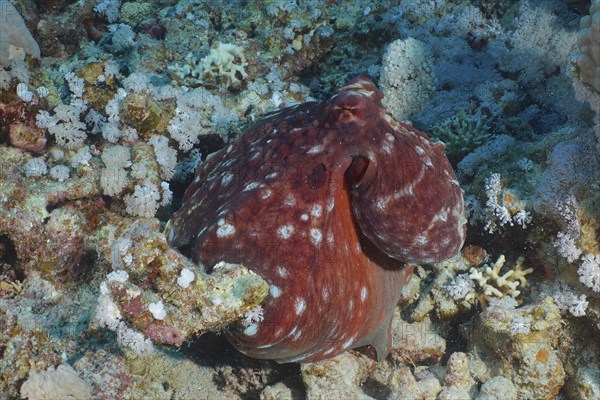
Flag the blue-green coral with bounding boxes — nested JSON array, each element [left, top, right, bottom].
[[430, 110, 493, 159]]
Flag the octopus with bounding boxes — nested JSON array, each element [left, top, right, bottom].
[[165, 77, 466, 363]]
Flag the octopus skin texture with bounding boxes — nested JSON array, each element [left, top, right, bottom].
[[165, 77, 466, 363]]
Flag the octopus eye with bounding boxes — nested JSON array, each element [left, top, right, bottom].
[[346, 156, 375, 191], [327, 93, 369, 126]]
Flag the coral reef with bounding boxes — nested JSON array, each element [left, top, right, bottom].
[[1, 0, 599, 398]]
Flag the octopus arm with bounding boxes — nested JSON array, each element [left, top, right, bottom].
[[349, 122, 466, 264]]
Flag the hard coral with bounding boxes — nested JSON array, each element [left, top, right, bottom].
[[468, 255, 533, 304]]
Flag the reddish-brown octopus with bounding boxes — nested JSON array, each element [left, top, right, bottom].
[[165, 77, 466, 363]]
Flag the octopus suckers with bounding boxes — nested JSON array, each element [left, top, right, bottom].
[[277, 224, 295, 239]]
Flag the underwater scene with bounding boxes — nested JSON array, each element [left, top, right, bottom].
[[1, 0, 600, 398]]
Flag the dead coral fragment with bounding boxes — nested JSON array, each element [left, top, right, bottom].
[[20, 363, 91, 400]]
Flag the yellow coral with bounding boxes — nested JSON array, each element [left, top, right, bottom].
[[468, 255, 533, 304]]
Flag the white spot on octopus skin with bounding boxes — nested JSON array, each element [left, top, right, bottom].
[[414, 234, 428, 246], [260, 189, 273, 199], [265, 172, 278, 180], [243, 182, 260, 191], [433, 209, 448, 222], [310, 228, 323, 246], [283, 194, 296, 207], [327, 198, 335, 213], [221, 173, 233, 186], [300, 213, 309, 221], [385, 132, 395, 142], [326, 232, 335, 245], [375, 198, 390, 211], [323, 347, 335, 355], [294, 298, 306, 315], [277, 224, 295, 239], [269, 285, 281, 298], [307, 144, 324, 154], [342, 336, 355, 350], [310, 204, 323, 218], [360, 287, 368, 301], [291, 330, 302, 341], [277, 266, 288, 277], [216, 219, 236, 238], [244, 324, 258, 336], [415, 146, 426, 156]]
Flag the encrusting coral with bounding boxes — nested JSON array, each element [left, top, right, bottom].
[[93, 219, 268, 354]]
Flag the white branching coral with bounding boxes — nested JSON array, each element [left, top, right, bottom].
[[242, 305, 264, 327], [165, 88, 233, 151], [35, 72, 88, 150], [445, 274, 475, 301], [23, 157, 48, 177], [482, 173, 532, 232], [100, 165, 129, 196], [579, 253, 600, 292], [551, 284, 588, 317], [553, 231, 582, 263], [149, 135, 177, 179], [509, 315, 531, 335], [95, 270, 154, 356], [49, 165, 70, 182], [468, 255, 533, 303], [124, 181, 161, 217]]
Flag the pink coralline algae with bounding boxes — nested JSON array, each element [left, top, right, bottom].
[[166, 77, 466, 363]]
